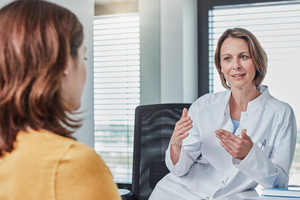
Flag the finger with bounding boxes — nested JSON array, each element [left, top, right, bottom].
[[181, 108, 188, 118], [215, 129, 236, 142], [178, 132, 189, 140], [241, 129, 251, 141], [175, 118, 191, 131], [171, 132, 189, 146], [176, 115, 190, 127], [220, 140, 234, 156], [175, 125, 193, 137], [218, 129, 235, 137], [216, 130, 241, 150], [217, 134, 236, 148], [179, 119, 193, 129], [174, 120, 193, 133], [180, 124, 193, 134]]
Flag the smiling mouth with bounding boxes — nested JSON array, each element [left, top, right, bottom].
[[231, 74, 245, 78]]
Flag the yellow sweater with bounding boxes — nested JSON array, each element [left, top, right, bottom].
[[0, 129, 121, 200]]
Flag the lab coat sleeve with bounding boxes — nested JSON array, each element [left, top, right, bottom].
[[233, 105, 297, 188], [165, 103, 202, 177]]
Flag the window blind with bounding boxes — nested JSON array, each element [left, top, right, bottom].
[[208, 0, 300, 184], [93, 13, 140, 184]]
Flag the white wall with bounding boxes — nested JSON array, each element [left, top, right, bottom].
[[160, 0, 184, 103], [161, 0, 198, 103], [139, 0, 198, 105], [139, 0, 161, 105], [0, 0, 95, 148], [182, 0, 198, 103]]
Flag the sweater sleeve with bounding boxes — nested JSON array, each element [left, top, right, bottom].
[[55, 142, 121, 200]]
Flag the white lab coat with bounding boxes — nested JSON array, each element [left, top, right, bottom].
[[149, 85, 297, 200]]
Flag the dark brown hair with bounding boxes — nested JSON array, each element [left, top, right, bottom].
[[214, 28, 268, 89], [0, 0, 84, 156]]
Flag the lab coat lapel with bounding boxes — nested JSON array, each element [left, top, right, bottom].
[[200, 93, 235, 175]]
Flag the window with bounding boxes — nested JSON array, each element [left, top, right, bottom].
[[207, 0, 300, 184], [93, 13, 140, 184]]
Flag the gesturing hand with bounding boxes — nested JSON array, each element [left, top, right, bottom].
[[215, 129, 253, 160], [171, 108, 193, 147], [170, 108, 193, 165]]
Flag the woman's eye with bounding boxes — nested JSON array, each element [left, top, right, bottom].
[[241, 55, 248, 59], [224, 57, 231, 61]]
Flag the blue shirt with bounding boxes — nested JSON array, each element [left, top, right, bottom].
[[231, 119, 240, 134]]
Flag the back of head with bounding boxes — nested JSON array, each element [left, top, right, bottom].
[[0, 0, 84, 155]]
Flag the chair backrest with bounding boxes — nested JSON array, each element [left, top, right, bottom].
[[132, 103, 191, 200]]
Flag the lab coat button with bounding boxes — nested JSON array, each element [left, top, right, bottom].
[[206, 197, 209, 200], [237, 134, 240, 137], [245, 113, 248, 116], [222, 180, 224, 184]]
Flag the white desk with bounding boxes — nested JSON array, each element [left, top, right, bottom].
[[215, 189, 299, 200], [214, 190, 260, 200]]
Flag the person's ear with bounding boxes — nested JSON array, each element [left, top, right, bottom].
[[63, 70, 68, 76], [63, 56, 73, 76]]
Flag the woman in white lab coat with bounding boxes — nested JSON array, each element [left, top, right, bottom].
[[149, 28, 297, 200]]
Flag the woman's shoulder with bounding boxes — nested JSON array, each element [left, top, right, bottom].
[[257, 85, 293, 113], [267, 95, 295, 116], [35, 129, 108, 170], [53, 131, 120, 198], [63, 138, 108, 170], [55, 134, 121, 199], [190, 90, 230, 111], [13, 129, 121, 199], [16, 129, 77, 155], [17, 129, 106, 168], [257, 86, 295, 120]]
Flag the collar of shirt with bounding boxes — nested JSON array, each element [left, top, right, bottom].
[[225, 85, 271, 113]]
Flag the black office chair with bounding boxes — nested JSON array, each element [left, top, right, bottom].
[[131, 103, 191, 200]]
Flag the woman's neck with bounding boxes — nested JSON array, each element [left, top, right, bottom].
[[229, 85, 261, 120]]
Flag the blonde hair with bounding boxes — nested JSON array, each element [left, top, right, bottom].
[[214, 28, 267, 89]]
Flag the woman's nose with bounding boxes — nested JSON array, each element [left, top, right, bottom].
[[232, 59, 241, 70]]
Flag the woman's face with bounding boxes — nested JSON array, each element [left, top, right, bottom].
[[220, 37, 256, 91], [61, 42, 87, 111]]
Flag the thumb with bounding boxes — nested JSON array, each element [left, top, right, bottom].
[[241, 129, 251, 141], [181, 108, 188, 118]]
